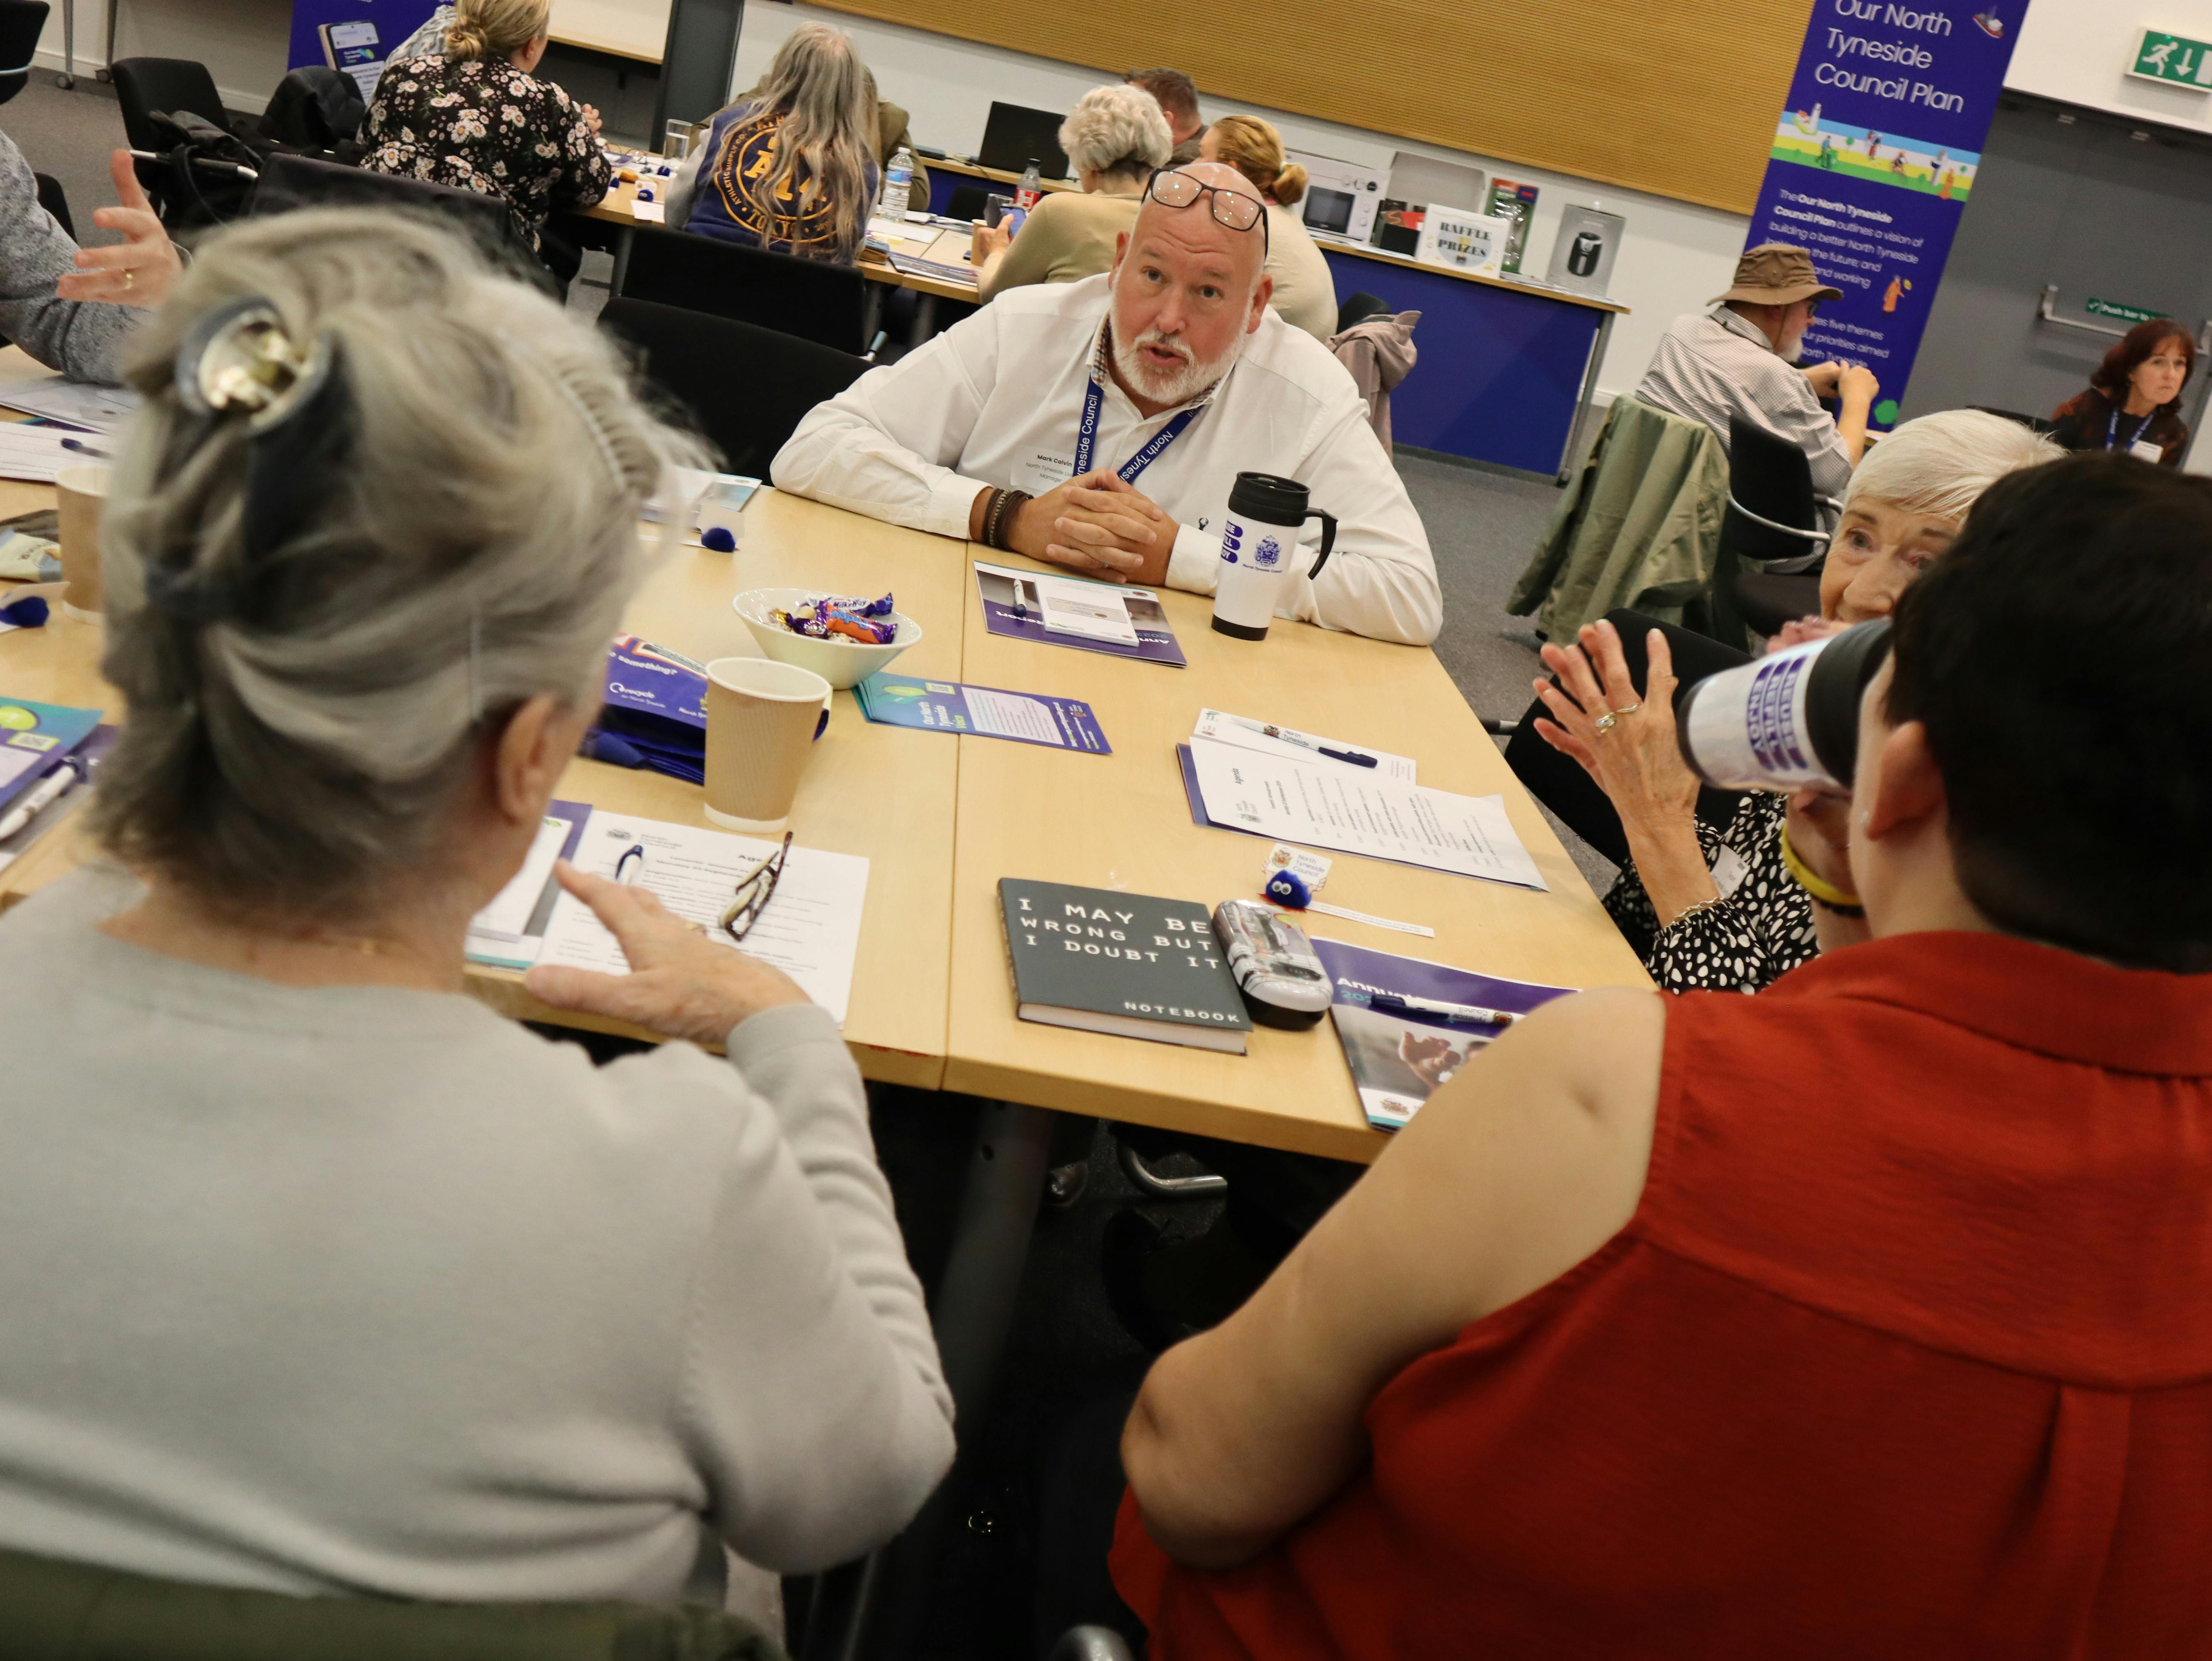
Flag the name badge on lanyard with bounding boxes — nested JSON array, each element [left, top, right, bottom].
[[2111, 408, 2161, 464], [1073, 373, 1203, 485]]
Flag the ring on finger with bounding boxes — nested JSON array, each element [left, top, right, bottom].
[[122, 267, 134, 289], [1610, 699, 1642, 718], [1594, 711, 1619, 736]]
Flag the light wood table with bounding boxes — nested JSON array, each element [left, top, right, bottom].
[[579, 178, 981, 310], [0, 479, 968, 1089], [942, 548, 1651, 1164]]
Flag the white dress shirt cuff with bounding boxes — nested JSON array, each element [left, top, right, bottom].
[[1164, 522, 1221, 595], [927, 474, 992, 542]]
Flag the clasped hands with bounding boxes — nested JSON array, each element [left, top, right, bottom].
[[989, 469, 1176, 586]]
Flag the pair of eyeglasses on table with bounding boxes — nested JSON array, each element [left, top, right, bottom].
[[718, 829, 793, 945], [610, 829, 792, 946]]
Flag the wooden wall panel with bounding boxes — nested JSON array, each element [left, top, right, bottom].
[[812, 0, 1816, 214]]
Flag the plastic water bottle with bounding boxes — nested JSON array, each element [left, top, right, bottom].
[[1015, 157, 1042, 211], [879, 146, 915, 218]]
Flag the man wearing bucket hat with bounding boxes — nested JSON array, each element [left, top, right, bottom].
[[1635, 242, 1879, 507]]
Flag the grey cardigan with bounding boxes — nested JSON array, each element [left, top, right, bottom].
[[0, 126, 133, 384]]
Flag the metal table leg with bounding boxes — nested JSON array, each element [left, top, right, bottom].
[[822, 1098, 1058, 1661], [1556, 310, 1614, 486], [101, 0, 116, 82], [607, 224, 636, 294], [56, 0, 72, 89], [907, 292, 938, 349]]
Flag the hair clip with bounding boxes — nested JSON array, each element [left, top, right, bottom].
[[145, 296, 356, 627]]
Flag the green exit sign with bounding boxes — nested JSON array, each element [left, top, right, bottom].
[[2087, 297, 2166, 323], [2130, 28, 2212, 88]]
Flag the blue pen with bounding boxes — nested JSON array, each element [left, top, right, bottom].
[[613, 843, 645, 884], [1361, 990, 1522, 1026], [60, 437, 110, 460]]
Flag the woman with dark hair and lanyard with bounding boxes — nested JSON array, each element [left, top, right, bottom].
[[2051, 316, 2195, 467]]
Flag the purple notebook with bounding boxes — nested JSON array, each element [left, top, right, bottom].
[[973, 561, 1186, 667]]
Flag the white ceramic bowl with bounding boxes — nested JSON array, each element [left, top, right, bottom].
[[732, 587, 922, 689]]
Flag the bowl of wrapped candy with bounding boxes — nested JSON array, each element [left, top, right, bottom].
[[732, 587, 922, 689]]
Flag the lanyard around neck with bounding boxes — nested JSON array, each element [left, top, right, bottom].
[[2108, 407, 2156, 452], [1074, 370, 1205, 483]]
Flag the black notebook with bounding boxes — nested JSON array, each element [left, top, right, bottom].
[[997, 879, 1252, 1053]]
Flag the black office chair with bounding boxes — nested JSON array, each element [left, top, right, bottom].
[[245, 153, 556, 296], [0, 1, 46, 111], [600, 297, 869, 477], [113, 55, 247, 221], [262, 65, 365, 152], [1971, 404, 2059, 436], [32, 173, 71, 239], [1501, 608, 1748, 870], [1698, 415, 1831, 650], [1336, 291, 1392, 335], [618, 223, 872, 355]]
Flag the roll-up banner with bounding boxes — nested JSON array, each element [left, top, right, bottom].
[[287, 0, 443, 77], [1744, 1, 2028, 429]]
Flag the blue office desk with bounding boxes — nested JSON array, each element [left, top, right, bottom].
[[922, 160, 1625, 481], [1319, 243, 1624, 481]]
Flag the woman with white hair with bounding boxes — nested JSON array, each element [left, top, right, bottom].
[[1532, 409, 2064, 993], [972, 84, 1172, 301], [683, 22, 879, 264], [0, 210, 952, 1600], [363, 0, 608, 260]]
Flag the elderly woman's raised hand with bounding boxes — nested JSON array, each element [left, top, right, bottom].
[[525, 861, 809, 1048], [1533, 620, 1700, 827]]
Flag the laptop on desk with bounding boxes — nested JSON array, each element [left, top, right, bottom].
[[978, 101, 1070, 181]]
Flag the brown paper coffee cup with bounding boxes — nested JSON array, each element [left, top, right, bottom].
[[703, 656, 831, 834], [55, 463, 108, 621]]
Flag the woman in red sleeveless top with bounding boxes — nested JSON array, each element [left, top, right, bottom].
[[1108, 454, 2212, 1658]]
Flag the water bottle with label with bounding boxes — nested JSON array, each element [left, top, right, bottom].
[[1015, 158, 1043, 211], [878, 146, 915, 218]]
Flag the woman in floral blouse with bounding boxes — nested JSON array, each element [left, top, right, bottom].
[[1531, 409, 2062, 993], [363, 0, 609, 257]]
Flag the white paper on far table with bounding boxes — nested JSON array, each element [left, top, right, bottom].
[[0, 377, 139, 433], [1188, 737, 1545, 890], [1034, 575, 1140, 646], [1193, 708, 1417, 783], [538, 815, 869, 1025]]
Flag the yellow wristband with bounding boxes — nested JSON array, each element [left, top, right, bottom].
[[1779, 825, 1864, 911]]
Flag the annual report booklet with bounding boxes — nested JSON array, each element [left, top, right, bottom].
[[998, 878, 1252, 1052], [974, 561, 1187, 667], [1311, 937, 1576, 1130], [0, 696, 101, 815]]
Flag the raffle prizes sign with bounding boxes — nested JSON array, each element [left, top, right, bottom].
[[1744, 1, 2028, 428]]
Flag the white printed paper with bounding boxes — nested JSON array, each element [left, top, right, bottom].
[[0, 378, 139, 434], [538, 816, 869, 1025], [1035, 576, 1140, 646], [631, 198, 666, 223], [468, 816, 569, 943], [1195, 709, 1417, 783], [1190, 738, 1546, 890], [961, 686, 1067, 745]]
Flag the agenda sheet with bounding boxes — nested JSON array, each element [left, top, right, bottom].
[[1187, 738, 1545, 890], [537, 813, 870, 1024]]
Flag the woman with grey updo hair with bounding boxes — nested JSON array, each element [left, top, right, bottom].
[[0, 208, 952, 1603], [974, 84, 1172, 301]]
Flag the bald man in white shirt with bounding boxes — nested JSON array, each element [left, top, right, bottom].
[[772, 162, 1441, 646]]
